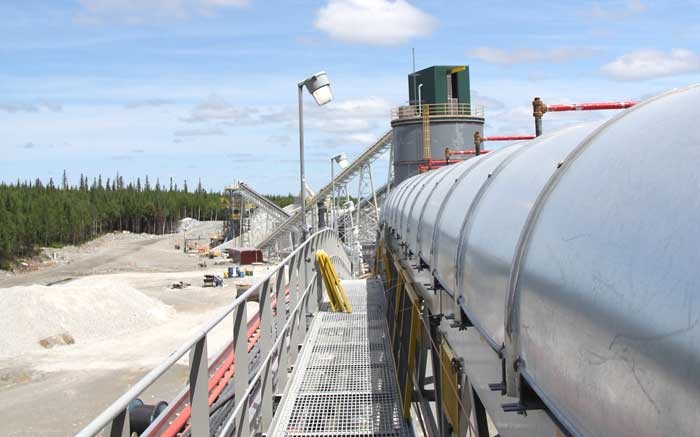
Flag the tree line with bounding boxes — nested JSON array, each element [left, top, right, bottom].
[[266, 194, 296, 208], [0, 171, 227, 268]]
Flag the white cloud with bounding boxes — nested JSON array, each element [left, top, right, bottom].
[[125, 98, 175, 109], [590, 0, 646, 19], [315, 0, 437, 46], [343, 132, 378, 144], [307, 96, 392, 133], [76, 0, 247, 23], [182, 94, 257, 123], [183, 94, 391, 134], [173, 127, 225, 137], [471, 90, 504, 111], [467, 47, 595, 66], [0, 102, 62, 113], [601, 49, 700, 80]]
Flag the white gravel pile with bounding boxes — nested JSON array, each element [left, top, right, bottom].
[[0, 277, 175, 357], [177, 217, 200, 233]]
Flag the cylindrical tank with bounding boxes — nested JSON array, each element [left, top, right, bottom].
[[391, 115, 484, 184], [382, 84, 700, 437]]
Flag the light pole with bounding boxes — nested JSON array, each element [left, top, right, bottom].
[[298, 71, 333, 240], [330, 152, 348, 230]]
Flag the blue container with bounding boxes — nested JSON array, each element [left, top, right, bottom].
[[228, 266, 234, 278]]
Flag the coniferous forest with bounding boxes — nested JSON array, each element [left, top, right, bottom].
[[0, 171, 228, 268]]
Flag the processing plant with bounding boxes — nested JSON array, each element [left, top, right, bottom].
[[76, 67, 700, 437]]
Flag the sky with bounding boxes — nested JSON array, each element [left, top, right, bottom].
[[1, 0, 699, 193]]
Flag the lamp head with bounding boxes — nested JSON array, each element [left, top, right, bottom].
[[332, 152, 348, 169], [303, 71, 333, 106]]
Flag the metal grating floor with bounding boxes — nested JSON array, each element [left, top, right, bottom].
[[271, 279, 412, 436]]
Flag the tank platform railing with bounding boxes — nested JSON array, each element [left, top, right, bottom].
[[391, 102, 485, 121], [75, 229, 351, 437]]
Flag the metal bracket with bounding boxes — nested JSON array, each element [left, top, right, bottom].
[[501, 374, 545, 416]]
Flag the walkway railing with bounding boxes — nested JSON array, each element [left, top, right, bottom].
[[76, 229, 351, 437], [391, 102, 485, 121]]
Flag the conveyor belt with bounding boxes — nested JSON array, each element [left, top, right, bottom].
[[257, 131, 392, 249], [271, 279, 412, 436]]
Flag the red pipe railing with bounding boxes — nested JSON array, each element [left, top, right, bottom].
[[533, 97, 637, 136], [482, 135, 535, 141], [449, 150, 492, 155], [546, 101, 637, 112]]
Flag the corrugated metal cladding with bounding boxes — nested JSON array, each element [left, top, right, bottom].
[[382, 84, 700, 437]]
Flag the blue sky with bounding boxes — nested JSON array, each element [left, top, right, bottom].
[[1, 0, 699, 193]]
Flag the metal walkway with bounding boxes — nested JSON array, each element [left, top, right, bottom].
[[271, 279, 412, 437]]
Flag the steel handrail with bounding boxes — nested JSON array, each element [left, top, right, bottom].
[[76, 228, 349, 437], [391, 103, 485, 120]]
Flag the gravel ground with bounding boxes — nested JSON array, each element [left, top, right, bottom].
[[0, 220, 274, 436]]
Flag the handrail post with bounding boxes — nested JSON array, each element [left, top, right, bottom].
[[274, 267, 289, 392], [189, 337, 210, 436], [288, 254, 302, 363], [258, 278, 274, 431], [105, 408, 129, 437], [233, 297, 250, 435]]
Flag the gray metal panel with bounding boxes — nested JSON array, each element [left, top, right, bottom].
[[512, 85, 700, 437], [456, 123, 601, 346], [403, 165, 453, 254], [392, 175, 423, 236], [387, 178, 411, 230], [397, 172, 431, 240], [390, 176, 413, 228], [416, 161, 475, 261], [382, 178, 402, 224], [431, 146, 520, 292]]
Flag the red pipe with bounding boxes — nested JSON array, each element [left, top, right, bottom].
[[447, 150, 492, 156], [546, 101, 636, 112], [159, 319, 260, 437], [482, 135, 535, 141]]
